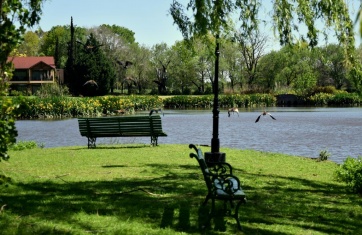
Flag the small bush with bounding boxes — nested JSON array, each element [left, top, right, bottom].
[[36, 83, 70, 98], [309, 86, 338, 95], [328, 93, 361, 106], [318, 149, 330, 161], [9, 141, 39, 151], [335, 156, 362, 194]]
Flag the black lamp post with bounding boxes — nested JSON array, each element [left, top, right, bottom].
[[204, 35, 226, 164]]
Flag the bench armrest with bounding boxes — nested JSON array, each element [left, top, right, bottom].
[[208, 162, 233, 175], [212, 174, 244, 196]]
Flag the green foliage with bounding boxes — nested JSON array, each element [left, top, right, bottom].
[[335, 157, 362, 194], [309, 86, 338, 95], [0, 0, 43, 68], [8, 141, 39, 151], [248, 93, 276, 107], [0, 98, 18, 161], [162, 94, 277, 109], [35, 83, 70, 98], [39, 25, 88, 68], [170, 1, 356, 94], [128, 95, 163, 110], [163, 95, 214, 108], [12, 93, 362, 119], [306, 92, 334, 106], [73, 34, 115, 96], [318, 149, 331, 162], [328, 92, 361, 106], [0, 0, 44, 162], [219, 93, 276, 108], [349, 66, 362, 94], [10, 89, 31, 96], [12, 95, 164, 119], [306, 91, 361, 106], [100, 24, 135, 44]]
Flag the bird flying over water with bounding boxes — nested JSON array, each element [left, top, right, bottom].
[[228, 107, 239, 117], [255, 111, 276, 123], [149, 108, 164, 116]]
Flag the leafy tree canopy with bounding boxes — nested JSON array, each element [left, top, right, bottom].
[[100, 24, 136, 44], [170, 0, 355, 64], [0, 0, 43, 69], [0, 0, 45, 161]]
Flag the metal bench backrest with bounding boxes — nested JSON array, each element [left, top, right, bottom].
[[189, 145, 213, 194]]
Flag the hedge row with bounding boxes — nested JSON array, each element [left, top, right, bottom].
[[9, 93, 362, 119]]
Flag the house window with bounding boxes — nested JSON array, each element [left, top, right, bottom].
[[12, 70, 28, 81], [31, 70, 53, 81]]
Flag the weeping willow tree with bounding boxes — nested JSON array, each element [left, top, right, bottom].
[[170, 0, 358, 157], [353, 1, 362, 92]]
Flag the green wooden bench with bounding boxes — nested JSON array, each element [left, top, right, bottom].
[[78, 115, 167, 148], [189, 144, 246, 230]]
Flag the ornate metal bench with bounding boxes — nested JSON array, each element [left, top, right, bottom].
[[78, 115, 167, 148], [189, 144, 246, 230]]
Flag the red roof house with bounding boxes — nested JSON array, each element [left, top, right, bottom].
[[9, 56, 56, 69], [7, 56, 59, 94]]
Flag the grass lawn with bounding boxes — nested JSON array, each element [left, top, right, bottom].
[[1, 144, 361, 234]]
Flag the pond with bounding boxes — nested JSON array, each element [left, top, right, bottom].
[[15, 107, 362, 164]]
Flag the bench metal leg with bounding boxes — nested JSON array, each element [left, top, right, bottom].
[[203, 194, 211, 206], [234, 199, 246, 230], [206, 198, 246, 231], [88, 137, 96, 149], [205, 198, 216, 229], [151, 136, 158, 146]]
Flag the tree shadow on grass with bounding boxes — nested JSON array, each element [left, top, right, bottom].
[[1, 162, 362, 234], [237, 171, 362, 235]]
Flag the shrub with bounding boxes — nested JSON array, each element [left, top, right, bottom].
[[335, 156, 362, 194], [36, 83, 70, 98], [0, 97, 18, 161], [10, 90, 30, 96], [328, 93, 361, 106], [9, 141, 40, 151], [318, 149, 330, 161], [307, 92, 333, 106], [309, 86, 338, 95], [163, 95, 213, 108]]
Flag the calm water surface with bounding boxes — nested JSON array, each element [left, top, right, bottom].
[[15, 107, 362, 163]]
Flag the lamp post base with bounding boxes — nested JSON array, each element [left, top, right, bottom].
[[204, 152, 226, 165]]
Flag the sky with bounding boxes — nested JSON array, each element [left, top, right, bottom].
[[35, 0, 361, 49], [36, 0, 187, 47]]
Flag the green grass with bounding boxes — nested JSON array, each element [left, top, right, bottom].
[[1, 144, 361, 234]]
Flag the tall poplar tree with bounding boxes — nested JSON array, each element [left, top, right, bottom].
[[74, 34, 115, 96]]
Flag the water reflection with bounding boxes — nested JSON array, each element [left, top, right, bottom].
[[15, 107, 362, 163]]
